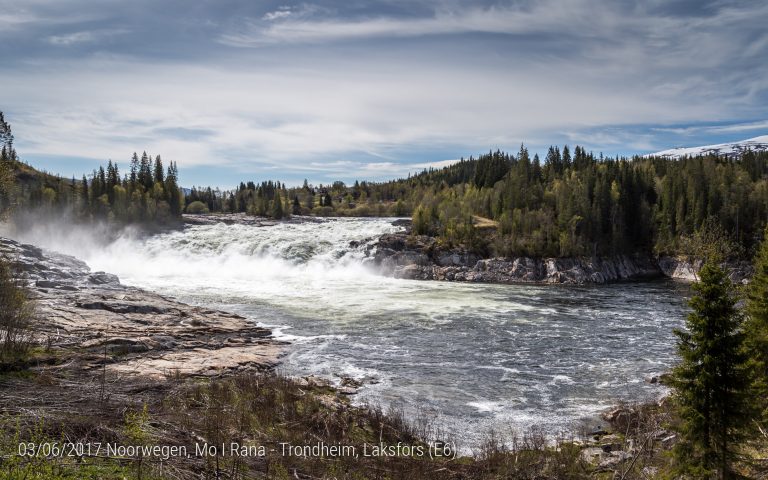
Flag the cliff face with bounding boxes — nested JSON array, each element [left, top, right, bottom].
[[656, 256, 753, 284], [368, 232, 753, 285]]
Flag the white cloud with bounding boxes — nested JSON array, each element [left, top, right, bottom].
[[653, 120, 768, 137], [3, 52, 727, 175], [222, 4, 572, 46], [263, 7, 292, 22], [0, 12, 39, 30], [48, 31, 95, 45], [708, 121, 768, 134], [47, 28, 129, 46], [3, 0, 768, 184]]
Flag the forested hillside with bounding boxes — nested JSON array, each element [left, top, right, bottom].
[[407, 146, 768, 258], [192, 143, 768, 260], [0, 112, 182, 225], [229, 145, 767, 260]]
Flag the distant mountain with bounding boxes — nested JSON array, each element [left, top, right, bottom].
[[648, 135, 768, 159]]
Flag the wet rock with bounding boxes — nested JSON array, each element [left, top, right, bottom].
[[35, 280, 78, 290], [348, 238, 373, 249], [339, 376, 363, 389], [297, 375, 333, 388], [88, 272, 120, 285], [393, 264, 433, 280], [391, 219, 411, 228], [376, 233, 407, 252], [83, 337, 151, 354], [76, 300, 170, 315]]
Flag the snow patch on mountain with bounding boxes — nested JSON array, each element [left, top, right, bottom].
[[647, 135, 768, 159]]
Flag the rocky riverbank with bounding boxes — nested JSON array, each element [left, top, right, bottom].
[[0, 233, 690, 478], [368, 230, 753, 285], [0, 236, 283, 378]]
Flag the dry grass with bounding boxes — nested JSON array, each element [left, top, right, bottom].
[[471, 216, 499, 230], [0, 354, 598, 480]]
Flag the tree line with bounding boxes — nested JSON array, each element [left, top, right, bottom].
[[0, 113, 183, 225], [5, 108, 768, 259], [79, 152, 183, 223], [408, 146, 768, 259], [196, 143, 768, 262], [185, 178, 410, 219]]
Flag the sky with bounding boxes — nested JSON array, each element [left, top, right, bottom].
[[1, 0, 768, 188]]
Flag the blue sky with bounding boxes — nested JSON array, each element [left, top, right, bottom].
[[2, 0, 767, 188]]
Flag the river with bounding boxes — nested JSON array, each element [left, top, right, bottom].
[[24, 217, 690, 449]]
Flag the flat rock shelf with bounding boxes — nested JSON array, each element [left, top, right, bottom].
[[1, 236, 284, 379]]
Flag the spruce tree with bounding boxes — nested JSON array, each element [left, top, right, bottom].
[[139, 151, 152, 190], [153, 155, 164, 184], [670, 261, 753, 479], [306, 191, 314, 210], [271, 191, 283, 219], [81, 175, 89, 210], [129, 152, 139, 188], [744, 226, 768, 423]]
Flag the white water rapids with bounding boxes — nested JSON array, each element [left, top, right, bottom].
[[14, 217, 689, 449]]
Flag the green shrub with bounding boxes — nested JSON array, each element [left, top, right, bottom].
[[0, 257, 35, 363], [185, 200, 210, 214]]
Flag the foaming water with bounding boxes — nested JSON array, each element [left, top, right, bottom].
[[13, 217, 689, 448]]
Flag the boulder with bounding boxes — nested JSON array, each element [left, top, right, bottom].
[[88, 272, 121, 285], [394, 264, 429, 280], [339, 376, 363, 389], [375, 233, 407, 251], [580, 447, 606, 464], [597, 450, 633, 471]]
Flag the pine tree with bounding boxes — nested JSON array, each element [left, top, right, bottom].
[[670, 261, 754, 478], [98, 167, 106, 196], [272, 191, 284, 219], [130, 152, 139, 188], [744, 226, 768, 423], [306, 191, 314, 210], [81, 175, 89, 211], [292, 196, 301, 215], [138, 151, 152, 190], [153, 155, 164, 184]]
